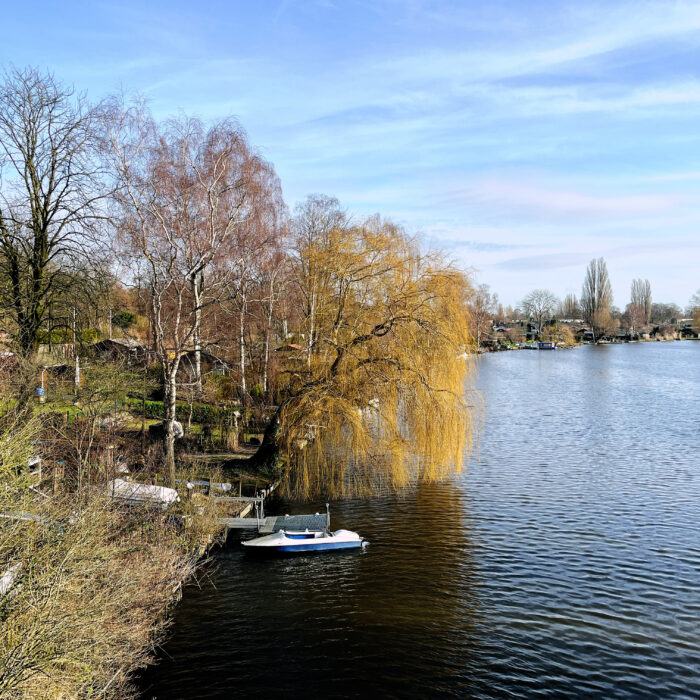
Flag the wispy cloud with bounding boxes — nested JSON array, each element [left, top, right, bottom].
[[431, 238, 530, 253], [496, 252, 590, 271], [3, 0, 700, 304], [464, 179, 687, 223]]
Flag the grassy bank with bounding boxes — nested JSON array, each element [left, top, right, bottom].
[[1, 462, 234, 698], [0, 364, 269, 697]]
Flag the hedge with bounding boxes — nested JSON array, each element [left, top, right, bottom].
[[125, 399, 240, 424]]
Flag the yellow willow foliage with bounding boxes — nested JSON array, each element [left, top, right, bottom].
[[279, 217, 476, 499]]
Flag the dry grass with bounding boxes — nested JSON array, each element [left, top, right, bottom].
[[1, 490, 222, 699], [1, 457, 226, 699], [0, 361, 236, 698]]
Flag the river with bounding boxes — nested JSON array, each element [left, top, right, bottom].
[[140, 342, 700, 699]]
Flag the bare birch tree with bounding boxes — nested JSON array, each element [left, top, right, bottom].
[[291, 195, 347, 368], [522, 289, 558, 339], [468, 283, 498, 347], [106, 103, 279, 483], [256, 249, 289, 399], [621, 302, 644, 336], [212, 150, 285, 407]]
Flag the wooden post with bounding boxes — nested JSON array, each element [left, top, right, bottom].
[[230, 410, 240, 452]]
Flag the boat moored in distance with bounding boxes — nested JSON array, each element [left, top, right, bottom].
[[537, 341, 556, 350], [243, 528, 367, 553]]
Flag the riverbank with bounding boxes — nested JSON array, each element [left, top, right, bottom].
[[480, 335, 698, 352], [0, 463, 256, 699]]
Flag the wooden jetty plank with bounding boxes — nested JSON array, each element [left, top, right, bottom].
[[220, 516, 275, 530], [215, 496, 263, 503], [220, 513, 329, 532]]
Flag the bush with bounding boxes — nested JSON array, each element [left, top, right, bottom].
[[250, 384, 263, 399], [113, 310, 135, 330], [81, 328, 99, 343], [37, 327, 100, 344], [0, 492, 204, 698], [205, 374, 238, 402], [126, 399, 239, 424]]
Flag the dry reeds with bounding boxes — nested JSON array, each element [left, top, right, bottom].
[[0, 491, 206, 699], [0, 397, 226, 699]]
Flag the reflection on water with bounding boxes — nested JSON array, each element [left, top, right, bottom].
[[141, 342, 700, 699]]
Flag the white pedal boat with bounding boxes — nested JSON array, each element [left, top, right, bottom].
[[243, 528, 367, 553]]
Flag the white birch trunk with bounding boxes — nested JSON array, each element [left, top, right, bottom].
[[192, 272, 203, 395], [262, 275, 275, 397], [163, 361, 180, 486], [239, 296, 247, 405]]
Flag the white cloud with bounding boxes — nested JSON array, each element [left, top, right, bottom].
[[455, 179, 688, 224]]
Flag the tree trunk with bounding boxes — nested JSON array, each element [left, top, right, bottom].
[[163, 362, 180, 487], [226, 410, 239, 451], [308, 290, 316, 368], [262, 281, 274, 397], [191, 272, 203, 396], [249, 411, 284, 477], [263, 325, 270, 396], [239, 298, 247, 406]]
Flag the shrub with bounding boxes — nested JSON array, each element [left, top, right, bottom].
[[250, 384, 263, 399], [126, 399, 239, 424], [81, 328, 99, 343], [204, 374, 238, 402], [113, 310, 135, 330]]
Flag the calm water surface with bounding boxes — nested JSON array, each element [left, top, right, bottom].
[[141, 342, 700, 699]]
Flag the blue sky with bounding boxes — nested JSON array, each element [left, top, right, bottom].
[[3, 0, 699, 307]]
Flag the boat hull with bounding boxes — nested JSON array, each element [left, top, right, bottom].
[[242, 528, 366, 554], [254, 540, 363, 553]]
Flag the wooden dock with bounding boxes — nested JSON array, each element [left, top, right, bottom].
[[220, 513, 328, 533], [215, 479, 329, 534]]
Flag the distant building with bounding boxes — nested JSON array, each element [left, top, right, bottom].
[[177, 350, 231, 381], [275, 343, 304, 353], [92, 338, 148, 364]]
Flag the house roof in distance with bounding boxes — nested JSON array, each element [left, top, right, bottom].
[[93, 337, 145, 349]]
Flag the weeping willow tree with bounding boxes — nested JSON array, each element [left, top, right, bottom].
[[253, 207, 476, 498]]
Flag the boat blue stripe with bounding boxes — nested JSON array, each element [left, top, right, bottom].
[[267, 541, 362, 552]]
